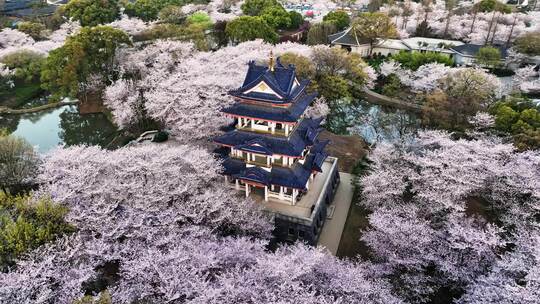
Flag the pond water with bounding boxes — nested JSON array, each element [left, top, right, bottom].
[[1, 96, 419, 154], [0, 105, 119, 154], [327, 99, 422, 145]]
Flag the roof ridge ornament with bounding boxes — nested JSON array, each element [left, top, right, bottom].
[[269, 50, 275, 72]]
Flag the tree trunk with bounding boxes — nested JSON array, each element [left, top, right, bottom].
[[443, 11, 452, 38], [506, 14, 518, 47], [490, 14, 500, 44], [470, 10, 478, 35], [485, 11, 497, 44]]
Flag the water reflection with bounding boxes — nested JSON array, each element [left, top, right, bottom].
[[0, 105, 118, 153], [327, 99, 421, 145], [59, 107, 117, 147]]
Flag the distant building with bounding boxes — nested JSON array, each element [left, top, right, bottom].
[[1, 0, 29, 12], [1, 0, 61, 17], [328, 28, 408, 57], [329, 27, 464, 58], [400, 37, 464, 56], [451, 44, 509, 66], [214, 54, 340, 245]]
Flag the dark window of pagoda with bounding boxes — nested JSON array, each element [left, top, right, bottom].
[[288, 227, 295, 236]]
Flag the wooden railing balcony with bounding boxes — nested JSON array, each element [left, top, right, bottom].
[[236, 125, 288, 136], [231, 155, 292, 168]]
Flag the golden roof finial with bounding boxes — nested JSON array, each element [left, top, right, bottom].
[[269, 51, 275, 72]]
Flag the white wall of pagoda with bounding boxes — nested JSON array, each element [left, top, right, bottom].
[[225, 175, 310, 205], [230, 148, 309, 169], [237, 117, 295, 136]]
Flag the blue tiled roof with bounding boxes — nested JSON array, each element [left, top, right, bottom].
[[230, 59, 310, 104], [222, 92, 317, 122], [222, 157, 246, 175], [270, 164, 311, 189], [222, 157, 312, 189], [234, 167, 270, 185], [221, 144, 328, 189], [214, 118, 324, 157], [236, 138, 273, 155], [303, 140, 330, 173]]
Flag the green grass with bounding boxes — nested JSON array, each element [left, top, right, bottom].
[[0, 82, 43, 108], [336, 159, 373, 260], [336, 186, 372, 260]]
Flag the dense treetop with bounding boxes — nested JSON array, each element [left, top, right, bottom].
[[62, 0, 121, 27], [0, 144, 400, 303]]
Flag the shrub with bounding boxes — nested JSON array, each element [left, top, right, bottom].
[[0, 193, 75, 270], [390, 50, 454, 71], [124, 0, 185, 22], [225, 16, 278, 43], [323, 11, 350, 31], [514, 32, 540, 56], [0, 50, 45, 83], [306, 22, 337, 45], [241, 0, 279, 16], [158, 5, 186, 24], [381, 74, 402, 98], [260, 6, 291, 30], [0, 133, 40, 193], [17, 22, 46, 40], [187, 11, 212, 29], [490, 95, 540, 150], [288, 11, 304, 29], [63, 0, 121, 26]]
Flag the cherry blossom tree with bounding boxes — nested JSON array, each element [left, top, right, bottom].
[[305, 97, 330, 120], [105, 40, 313, 141], [379, 60, 500, 96], [403, 62, 451, 92], [106, 15, 154, 36], [38, 144, 271, 235], [1, 224, 402, 304], [359, 130, 540, 302], [460, 232, 540, 304], [382, 1, 532, 44], [0, 143, 401, 304], [0, 28, 34, 49], [0, 22, 81, 58], [513, 65, 540, 94]]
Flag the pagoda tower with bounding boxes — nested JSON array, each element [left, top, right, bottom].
[[214, 53, 331, 206]]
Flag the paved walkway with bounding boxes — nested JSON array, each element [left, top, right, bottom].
[[0, 101, 79, 114], [317, 172, 354, 255], [361, 86, 423, 113]]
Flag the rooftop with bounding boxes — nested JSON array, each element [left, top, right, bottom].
[[329, 29, 464, 52], [222, 92, 317, 123], [401, 37, 464, 51], [451, 44, 509, 59], [250, 158, 337, 220], [328, 28, 370, 46], [214, 117, 324, 157], [229, 58, 309, 104]]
